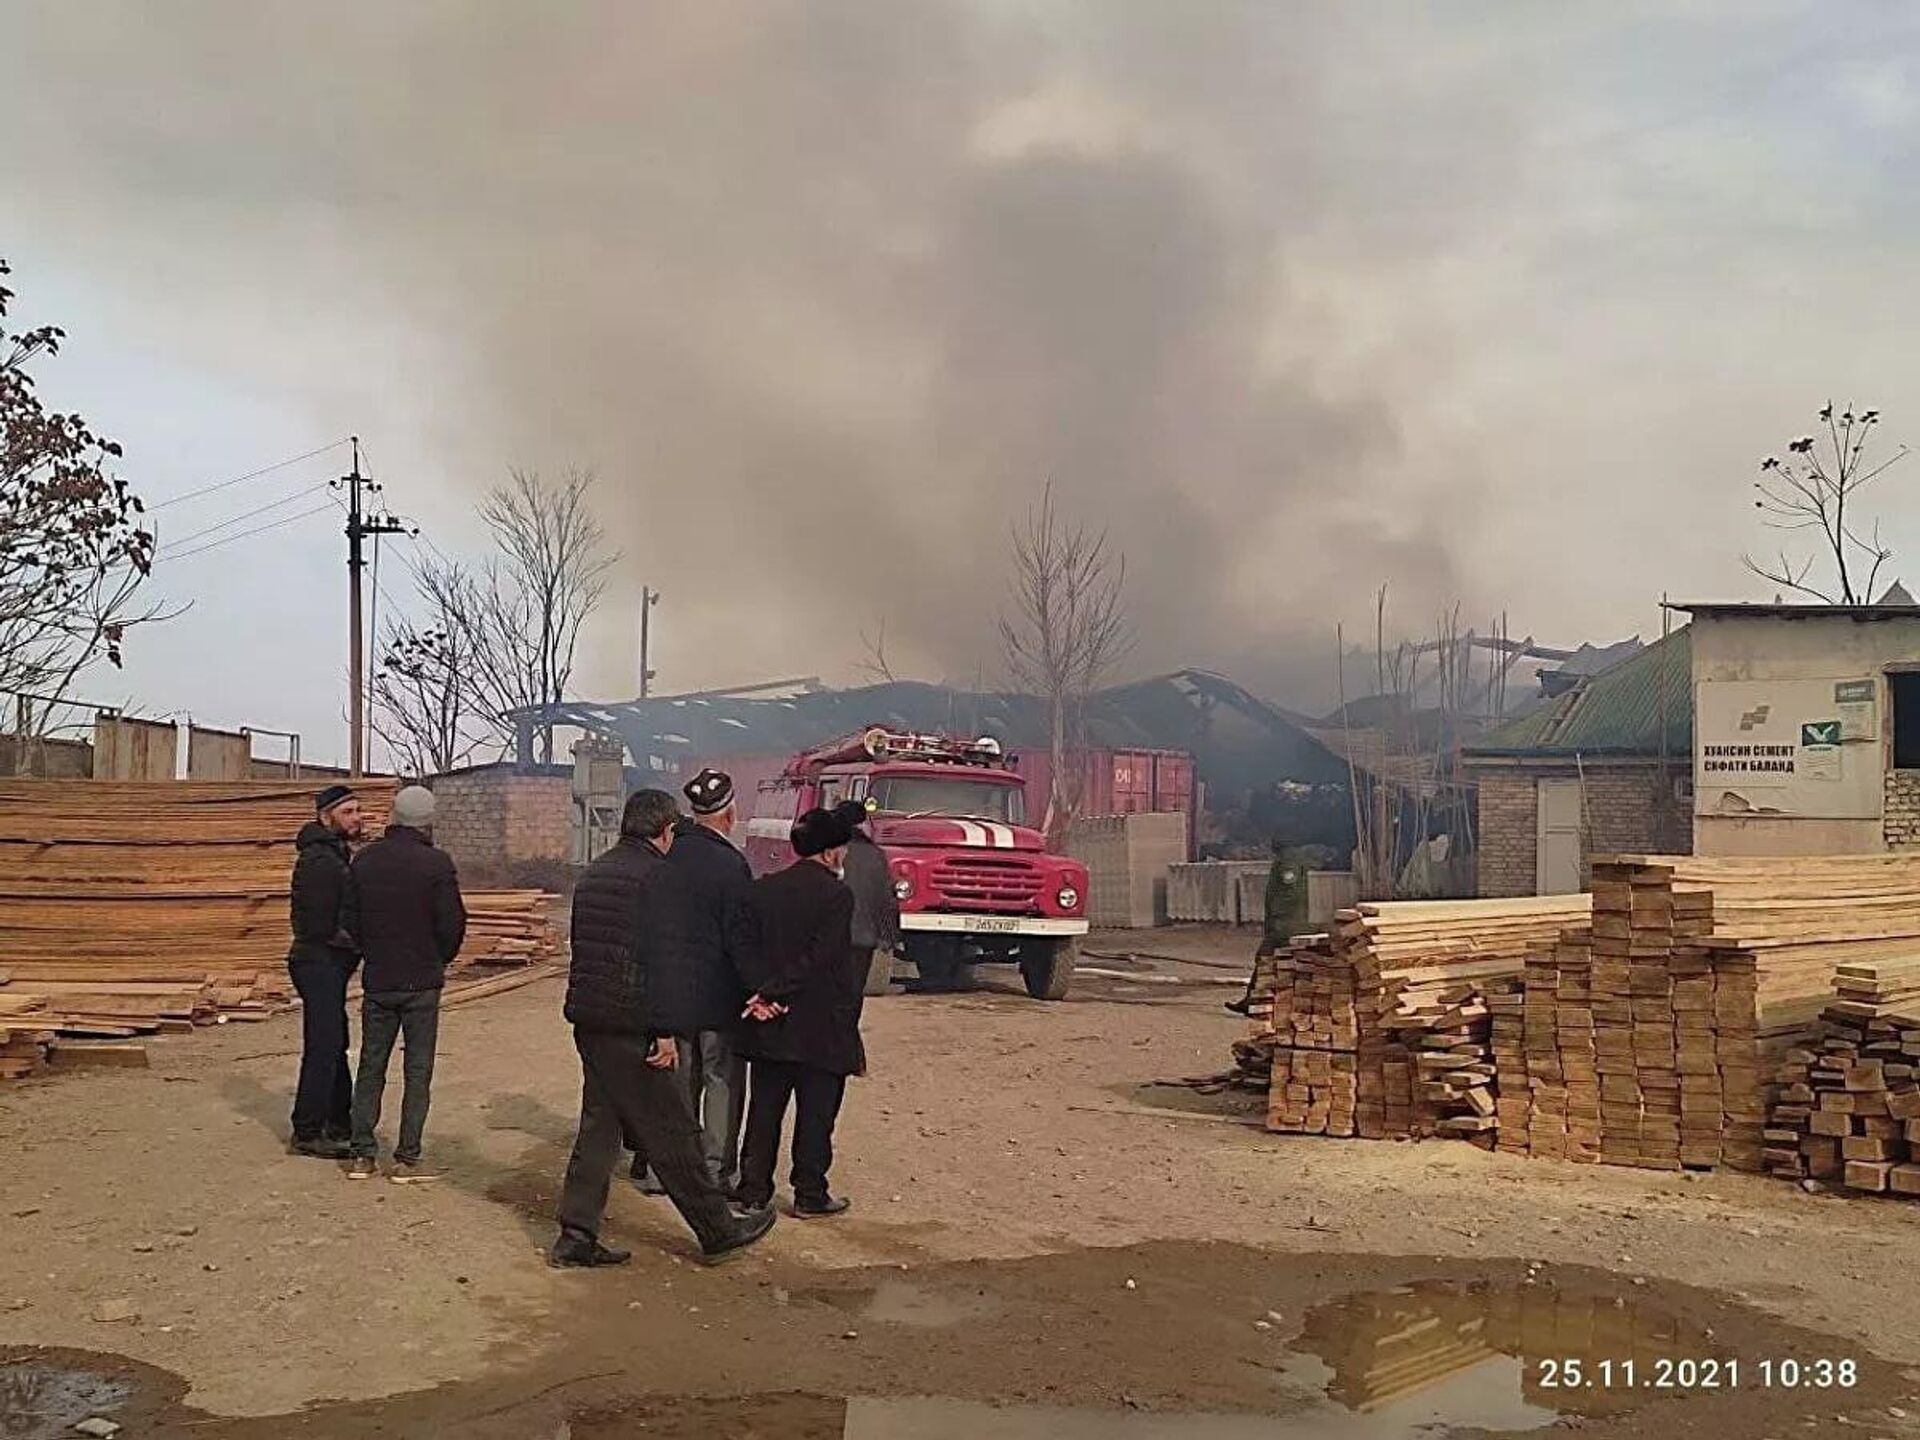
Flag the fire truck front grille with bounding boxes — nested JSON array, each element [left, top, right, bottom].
[[928, 854, 1046, 912]]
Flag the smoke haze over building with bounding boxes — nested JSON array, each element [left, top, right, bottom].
[[4, 3, 1920, 758]]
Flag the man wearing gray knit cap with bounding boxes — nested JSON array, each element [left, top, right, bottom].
[[343, 785, 467, 1178]]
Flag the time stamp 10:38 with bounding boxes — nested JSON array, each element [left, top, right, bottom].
[[1538, 1357, 1858, 1391]]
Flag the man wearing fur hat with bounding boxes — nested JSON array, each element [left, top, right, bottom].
[[286, 783, 365, 1159], [737, 806, 863, 1217]]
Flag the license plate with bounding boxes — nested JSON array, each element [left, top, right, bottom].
[[970, 917, 1023, 933]]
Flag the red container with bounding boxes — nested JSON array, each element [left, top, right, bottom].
[[1015, 746, 1196, 850]]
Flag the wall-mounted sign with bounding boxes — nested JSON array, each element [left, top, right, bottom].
[[1695, 679, 1881, 818]]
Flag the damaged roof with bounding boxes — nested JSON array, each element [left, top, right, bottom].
[[1462, 627, 1691, 759], [521, 669, 1350, 795]]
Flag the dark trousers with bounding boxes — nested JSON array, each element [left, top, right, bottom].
[[628, 1030, 746, 1189], [559, 1030, 737, 1252], [288, 950, 354, 1141], [739, 1058, 847, 1208], [350, 989, 441, 1162]]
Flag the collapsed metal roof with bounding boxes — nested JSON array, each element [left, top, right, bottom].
[[517, 669, 1351, 795]]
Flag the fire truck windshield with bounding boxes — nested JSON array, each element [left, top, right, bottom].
[[869, 776, 1024, 824]]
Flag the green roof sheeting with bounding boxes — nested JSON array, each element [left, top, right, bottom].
[[1465, 627, 1691, 758]]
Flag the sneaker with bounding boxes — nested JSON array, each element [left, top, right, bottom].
[[347, 1157, 378, 1180], [794, 1195, 851, 1218], [390, 1156, 437, 1184], [701, 1205, 777, 1264], [291, 1136, 351, 1160], [631, 1168, 667, 1197], [547, 1237, 633, 1269]]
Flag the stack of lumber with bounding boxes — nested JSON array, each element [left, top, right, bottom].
[[1227, 947, 1283, 1093], [1239, 896, 1588, 1142], [1505, 853, 1920, 1172], [461, 891, 561, 966], [1763, 957, 1920, 1194], [1487, 977, 1529, 1156], [1336, 896, 1591, 1143], [0, 778, 397, 1081]]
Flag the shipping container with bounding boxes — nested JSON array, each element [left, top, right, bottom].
[[1016, 746, 1197, 853]]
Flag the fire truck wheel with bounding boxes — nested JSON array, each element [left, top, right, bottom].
[[905, 936, 963, 992], [1020, 938, 1077, 1001], [863, 947, 896, 997]]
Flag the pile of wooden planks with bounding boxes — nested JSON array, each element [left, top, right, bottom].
[[1503, 854, 1920, 1172], [462, 890, 562, 966], [1763, 957, 1920, 1194], [1237, 895, 1589, 1142]]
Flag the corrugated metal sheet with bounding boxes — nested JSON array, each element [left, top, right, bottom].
[[1464, 627, 1691, 758]]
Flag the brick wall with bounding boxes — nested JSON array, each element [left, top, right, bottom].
[[1886, 770, 1920, 847], [1476, 770, 1538, 896], [1473, 763, 1693, 897], [430, 768, 573, 872]]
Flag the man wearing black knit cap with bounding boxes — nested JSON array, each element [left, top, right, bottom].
[[738, 806, 862, 1217], [286, 784, 365, 1158]]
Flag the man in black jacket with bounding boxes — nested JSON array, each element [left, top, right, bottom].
[[661, 768, 756, 1195], [833, 799, 900, 997], [343, 786, 467, 1178], [737, 807, 862, 1217], [286, 783, 366, 1159], [552, 788, 776, 1268]]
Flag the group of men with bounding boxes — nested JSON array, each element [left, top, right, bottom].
[[286, 782, 468, 1177], [552, 769, 898, 1267], [283, 765, 899, 1269]]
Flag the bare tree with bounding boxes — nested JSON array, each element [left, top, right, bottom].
[[857, 615, 897, 683], [1744, 402, 1908, 604], [997, 483, 1130, 844], [459, 468, 615, 763], [0, 258, 164, 771], [370, 558, 496, 778]]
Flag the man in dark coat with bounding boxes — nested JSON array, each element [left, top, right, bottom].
[[343, 786, 467, 1178], [552, 788, 776, 1268], [737, 807, 862, 1217], [659, 767, 757, 1195], [833, 799, 900, 997], [286, 783, 365, 1158]]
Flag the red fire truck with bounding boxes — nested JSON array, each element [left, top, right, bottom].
[[744, 728, 1090, 999]]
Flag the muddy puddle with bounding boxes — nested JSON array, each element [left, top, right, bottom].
[[0, 1361, 131, 1440], [11, 1243, 1910, 1439]]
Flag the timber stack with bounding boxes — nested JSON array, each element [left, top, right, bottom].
[[1763, 957, 1920, 1194], [1506, 854, 1920, 1171], [0, 780, 559, 1082], [1245, 896, 1589, 1142]]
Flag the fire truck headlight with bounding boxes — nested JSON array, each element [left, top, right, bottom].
[[894, 877, 915, 901], [1056, 885, 1080, 911]]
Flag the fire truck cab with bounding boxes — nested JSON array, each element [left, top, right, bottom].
[[745, 728, 1089, 999]]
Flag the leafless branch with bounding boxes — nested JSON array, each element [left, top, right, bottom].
[[996, 482, 1131, 843], [1742, 402, 1907, 604]]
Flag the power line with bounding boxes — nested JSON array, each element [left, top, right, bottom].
[[156, 478, 334, 557], [147, 438, 351, 512], [156, 501, 338, 565]]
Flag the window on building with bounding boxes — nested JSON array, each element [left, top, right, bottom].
[[1891, 672, 1920, 769]]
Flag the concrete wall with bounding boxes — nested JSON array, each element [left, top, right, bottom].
[[1691, 611, 1920, 856], [93, 716, 178, 781], [430, 766, 574, 874], [1470, 761, 1691, 897], [0, 735, 93, 778], [187, 725, 251, 781], [1065, 811, 1188, 928]]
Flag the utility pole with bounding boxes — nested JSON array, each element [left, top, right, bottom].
[[639, 586, 660, 698], [337, 438, 405, 776]]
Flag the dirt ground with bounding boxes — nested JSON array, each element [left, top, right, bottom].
[[5, 925, 1920, 1437]]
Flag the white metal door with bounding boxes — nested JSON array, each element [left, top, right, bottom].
[[1535, 778, 1584, 895]]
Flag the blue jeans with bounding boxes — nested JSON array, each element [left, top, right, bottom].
[[350, 989, 440, 1162]]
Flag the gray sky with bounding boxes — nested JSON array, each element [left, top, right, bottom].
[[5, 2, 1920, 765]]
